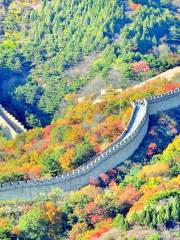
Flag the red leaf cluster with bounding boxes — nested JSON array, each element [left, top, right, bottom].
[[109, 180, 117, 189], [90, 226, 109, 240], [43, 124, 54, 139], [85, 202, 97, 214], [163, 82, 180, 93], [100, 173, 109, 184], [85, 202, 106, 224], [146, 142, 157, 156], [171, 127, 178, 135], [89, 176, 99, 186], [132, 61, 150, 73], [130, 2, 141, 10]]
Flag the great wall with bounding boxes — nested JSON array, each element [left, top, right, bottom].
[[0, 86, 180, 201], [0, 105, 26, 139]]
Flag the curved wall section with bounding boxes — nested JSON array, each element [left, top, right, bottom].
[[0, 88, 180, 201]]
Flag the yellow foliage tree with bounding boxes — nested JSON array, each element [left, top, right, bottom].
[[60, 148, 75, 171]]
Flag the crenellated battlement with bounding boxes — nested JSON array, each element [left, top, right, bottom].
[[0, 104, 26, 139], [0, 87, 180, 201]]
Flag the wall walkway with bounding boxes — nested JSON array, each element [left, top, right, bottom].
[[0, 88, 180, 201]]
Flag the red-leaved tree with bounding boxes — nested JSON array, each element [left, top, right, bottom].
[[132, 61, 150, 73]]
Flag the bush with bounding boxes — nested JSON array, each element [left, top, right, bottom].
[[18, 209, 48, 240], [72, 140, 95, 168], [147, 233, 160, 240]]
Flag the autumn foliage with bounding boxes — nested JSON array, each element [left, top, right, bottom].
[[0, 136, 179, 240], [132, 61, 150, 73], [130, 2, 141, 10], [0, 75, 179, 183], [146, 142, 157, 156]]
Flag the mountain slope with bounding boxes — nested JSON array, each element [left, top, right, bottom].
[[0, 69, 179, 184], [0, 0, 179, 127], [0, 135, 179, 240]]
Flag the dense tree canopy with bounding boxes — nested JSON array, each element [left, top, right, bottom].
[[0, 135, 179, 239], [0, 74, 179, 183], [0, 0, 179, 127], [0, 1, 179, 239]]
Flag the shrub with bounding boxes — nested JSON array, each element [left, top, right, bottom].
[[147, 233, 160, 240]]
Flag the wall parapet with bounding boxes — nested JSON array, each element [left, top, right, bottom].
[[0, 104, 26, 138], [0, 88, 180, 200]]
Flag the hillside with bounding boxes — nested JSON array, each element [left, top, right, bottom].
[[0, 134, 179, 240], [0, 70, 179, 184], [0, 0, 179, 128], [0, 1, 180, 239]]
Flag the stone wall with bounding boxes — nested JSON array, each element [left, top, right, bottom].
[[0, 105, 26, 139], [0, 88, 180, 201]]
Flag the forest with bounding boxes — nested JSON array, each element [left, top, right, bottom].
[[0, 0, 180, 239], [0, 134, 179, 239], [0, 0, 179, 127], [0, 72, 179, 184]]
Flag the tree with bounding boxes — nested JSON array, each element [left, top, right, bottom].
[[25, 113, 41, 128], [0, 218, 12, 240], [18, 209, 49, 240], [44, 202, 66, 238], [113, 214, 129, 230], [85, 202, 106, 225], [119, 184, 141, 207], [89, 177, 99, 187], [60, 148, 75, 171], [72, 140, 95, 168], [147, 233, 160, 240], [132, 61, 150, 73], [40, 148, 64, 176]]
